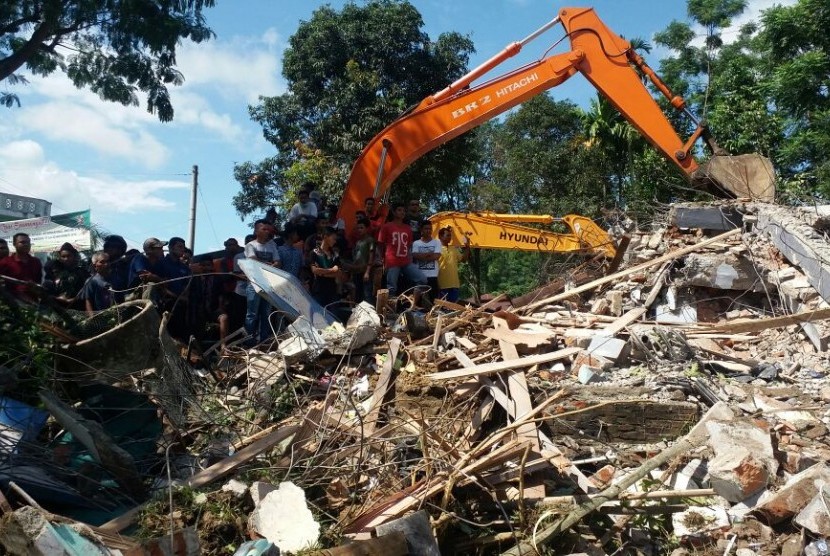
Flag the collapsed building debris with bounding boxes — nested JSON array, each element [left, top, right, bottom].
[[2, 201, 830, 555]]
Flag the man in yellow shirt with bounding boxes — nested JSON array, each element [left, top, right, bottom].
[[437, 227, 471, 302]]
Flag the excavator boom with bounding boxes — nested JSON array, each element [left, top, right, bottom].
[[429, 211, 616, 259], [338, 6, 775, 234]]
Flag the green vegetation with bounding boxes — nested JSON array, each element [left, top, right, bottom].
[[0, 1, 216, 120]]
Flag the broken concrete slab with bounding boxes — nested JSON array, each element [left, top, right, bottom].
[[705, 419, 777, 503], [326, 302, 381, 354], [586, 335, 629, 363], [249, 481, 320, 553], [670, 204, 745, 231], [676, 252, 764, 292], [572, 351, 613, 373], [708, 448, 770, 503], [756, 205, 830, 304], [794, 488, 830, 537], [577, 365, 608, 385], [754, 463, 830, 524], [671, 505, 730, 544]]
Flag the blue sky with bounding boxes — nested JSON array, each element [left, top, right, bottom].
[[0, 0, 791, 252]]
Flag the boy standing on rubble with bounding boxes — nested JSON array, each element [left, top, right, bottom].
[[437, 227, 470, 303], [244, 220, 281, 344]]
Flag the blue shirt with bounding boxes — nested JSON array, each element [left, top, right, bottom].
[[128, 254, 165, 289], [159, 255, 192, 295], [277, 244, 304, 277], [80, 273, 113, 312]]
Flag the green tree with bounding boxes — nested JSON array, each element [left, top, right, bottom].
[[233, 0, 475, 218], [488, 95, 607, 216], [0, 0, 216, 121], [759, 0, 830, 196]]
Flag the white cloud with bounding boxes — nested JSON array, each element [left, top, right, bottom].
[[176, 29, 286, 103], [168, 90, 246, 143], [19, 101, 169, 167], [6, 28, 283, 162], [0, 140, 188, 215]]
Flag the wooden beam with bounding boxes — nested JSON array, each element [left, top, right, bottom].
[[363, 338, 401, 436], [707, 306, 830, 334], [521, 228, 741, 312], [428, 347, 580, 381], [599, 307, 646, 336]]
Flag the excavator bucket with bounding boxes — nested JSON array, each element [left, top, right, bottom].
[[692, 153, 776, 202]]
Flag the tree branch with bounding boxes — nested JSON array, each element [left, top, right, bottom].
[[0, 23, 55, 81]]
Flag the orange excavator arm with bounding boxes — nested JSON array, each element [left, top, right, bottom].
[[429, 211, 616, 258], [338, 6, 774, 235]]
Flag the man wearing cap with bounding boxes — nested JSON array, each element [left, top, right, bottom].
[[128, 237, 167, 292]]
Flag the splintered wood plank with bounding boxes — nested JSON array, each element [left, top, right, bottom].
[[708, 306, 830, 334], [459, 395, 495, 451], [600, 307, 647, 336], [482, 327, 556, 348], [428, 347, 580, 381], [496, 320, 545, 500], [363, 338, 401, 437]]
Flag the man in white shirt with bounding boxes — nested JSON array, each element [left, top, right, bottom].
[[411, 220, 442, 300], [244, 219, 281, 343], [288, 188, 318, 240]]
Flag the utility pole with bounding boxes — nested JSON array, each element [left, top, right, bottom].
[[189, 164, 198, 252]]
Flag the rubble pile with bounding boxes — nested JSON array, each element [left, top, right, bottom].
[[2, 201, 830, 555]]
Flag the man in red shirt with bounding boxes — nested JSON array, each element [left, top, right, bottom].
[[377, 201, 426, 296], [0, 233, 43, 301]]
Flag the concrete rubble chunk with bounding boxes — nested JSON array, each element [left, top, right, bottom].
[[756, 206, 830, 304], [752, 393, 819, 430], [685, 402, 735, 446], [577, 365, 608, 385], [754, 463, 830, 524], [375, 510, 441, 556], [249, 481, 320, 553], [669, 204, 745, 231], [572, 351, 613, 372], [221, 478, 248, 498], [677, 252, 765, 291], [586, 335, 629, 363], [705, 419, 777, 503], [794, 488, 830, 536]]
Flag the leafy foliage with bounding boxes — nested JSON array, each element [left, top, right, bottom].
[[0, 0, 216, 121], [758, 0, 830, 195], [232, 0, 476, 218]]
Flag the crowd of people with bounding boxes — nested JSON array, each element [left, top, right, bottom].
[[0, 183, 471, 347]]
